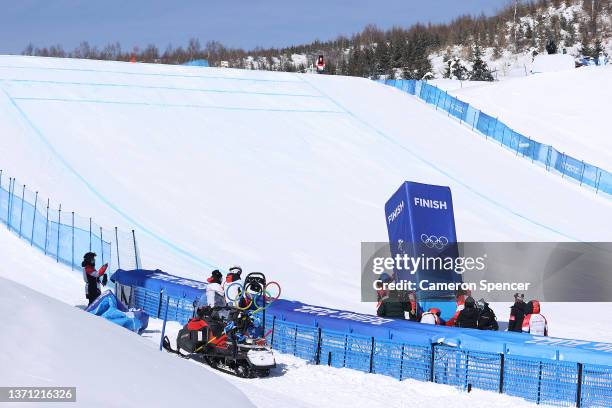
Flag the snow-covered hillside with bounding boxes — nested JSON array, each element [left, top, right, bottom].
[[0, 55, 611, 314], [1, 55, 611, 407], [0, 273, 253, 407], [432, 64, 612, 170]]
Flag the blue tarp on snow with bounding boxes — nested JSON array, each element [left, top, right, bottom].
[[267, 299, 612, 366], [111, 269, 207, 302], [85, 290, 149, 333]]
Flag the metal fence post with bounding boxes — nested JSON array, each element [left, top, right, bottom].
[[157, 289, 164, 318], [499, 353, 505, 393], [561, 154, 568, 178], [430, 344, 436, 382], [369, 337, 375, 373], [99, 227, 105, 265], [132, 229, 140, 269], [465, 351, 470, 390], [315, 327, 322, 365], [595, 171, 602, 194], [44, 199, 49, 254], [493, 117, 499, 142], [159, 295, 171, 351], [270, 316, 276, 348], [579, 161, 585, 186], [30, 191, 38, 246], [18, 184, 25, 237], [71, 212, 75, 270], [399, 344, 405, 381], [536, 361, 543, 405], [576, 363, 583, 408], [6, 177, 13, 229], [56, 204, 62, 262], [114, 227, 121, 270]]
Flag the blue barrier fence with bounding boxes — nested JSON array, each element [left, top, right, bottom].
[[123, 283, 611, 407], [0, 169, 140, 273], [378, 79, 612, 198]]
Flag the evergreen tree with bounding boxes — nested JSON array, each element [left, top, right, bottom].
[[593, 38, 604, 57], [450, 57, 468, 80], [442, 49, 453, 78], [469, 45, 494, 81], [374, 41, 392, 77], [545, 39, 558, 54]]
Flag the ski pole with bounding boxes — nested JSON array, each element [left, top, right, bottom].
[[159, 296, 170, 351]]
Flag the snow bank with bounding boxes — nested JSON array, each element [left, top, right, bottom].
[[439, 65, 612, 170], [532, 54, 575, 73], [0, 275, 253, 407]]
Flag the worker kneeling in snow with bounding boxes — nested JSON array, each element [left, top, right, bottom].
[[522, 300, 548, 336]]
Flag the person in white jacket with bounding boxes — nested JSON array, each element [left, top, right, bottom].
[[205, 270, 227, 308], [420, 308, 442, 325], [522, 300, 548, 336]]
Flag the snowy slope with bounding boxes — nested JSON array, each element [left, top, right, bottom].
[[0, 55, 611, 316], [0, 275, 253, 407], [432, 65, 612, 170], [0, 225, 543, 408]]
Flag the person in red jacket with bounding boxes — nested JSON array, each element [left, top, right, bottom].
[[522, 300, 548, 336], [446, 289, 471, 327], [82, 252, 108, 305]]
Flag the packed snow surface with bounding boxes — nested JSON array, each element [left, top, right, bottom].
[[0, 55, 610, 316], [532, 54, 576, 73], [0, 274, 253, 407]]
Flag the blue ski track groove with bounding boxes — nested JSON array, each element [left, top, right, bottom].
[[0, 63, 303, 83], [0, 69, 581, 276], [1, 84, 221, 271], [296, 75, 581, 241], [11, 96, 345, 114], [3, 78, 325, 98]]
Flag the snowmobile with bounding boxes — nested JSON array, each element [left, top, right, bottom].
[[163, 305, 276, 378]]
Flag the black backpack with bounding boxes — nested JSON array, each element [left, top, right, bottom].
[[478, 305, 499, 331]]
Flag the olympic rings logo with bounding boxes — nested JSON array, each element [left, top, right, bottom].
[[420, 234, 448, 250], [224, 281, 282, 315]]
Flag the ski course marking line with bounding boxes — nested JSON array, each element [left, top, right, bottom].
[[1, 84, 220, 271], [0, 63, 303, 84], [295, 74, 581, 241], [3, 78, 324, 99], [11, 96, 346, 114]]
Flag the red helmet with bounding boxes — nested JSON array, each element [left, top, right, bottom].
[[429, 308, 441, 316]]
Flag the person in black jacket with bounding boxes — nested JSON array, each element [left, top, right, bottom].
[[476, 298, 499, 331], [508, 293, 528, 332], [455, 296, 479, 329], [82, 252, 108, 305], [376, 290, 409, 319]]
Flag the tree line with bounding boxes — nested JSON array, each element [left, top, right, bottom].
[[22, 0, 611, 79]]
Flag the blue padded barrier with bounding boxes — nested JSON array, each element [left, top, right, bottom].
[[376, 79, 612, 197]]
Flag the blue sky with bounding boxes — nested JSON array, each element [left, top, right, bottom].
[[0, 1, 511, 54]]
